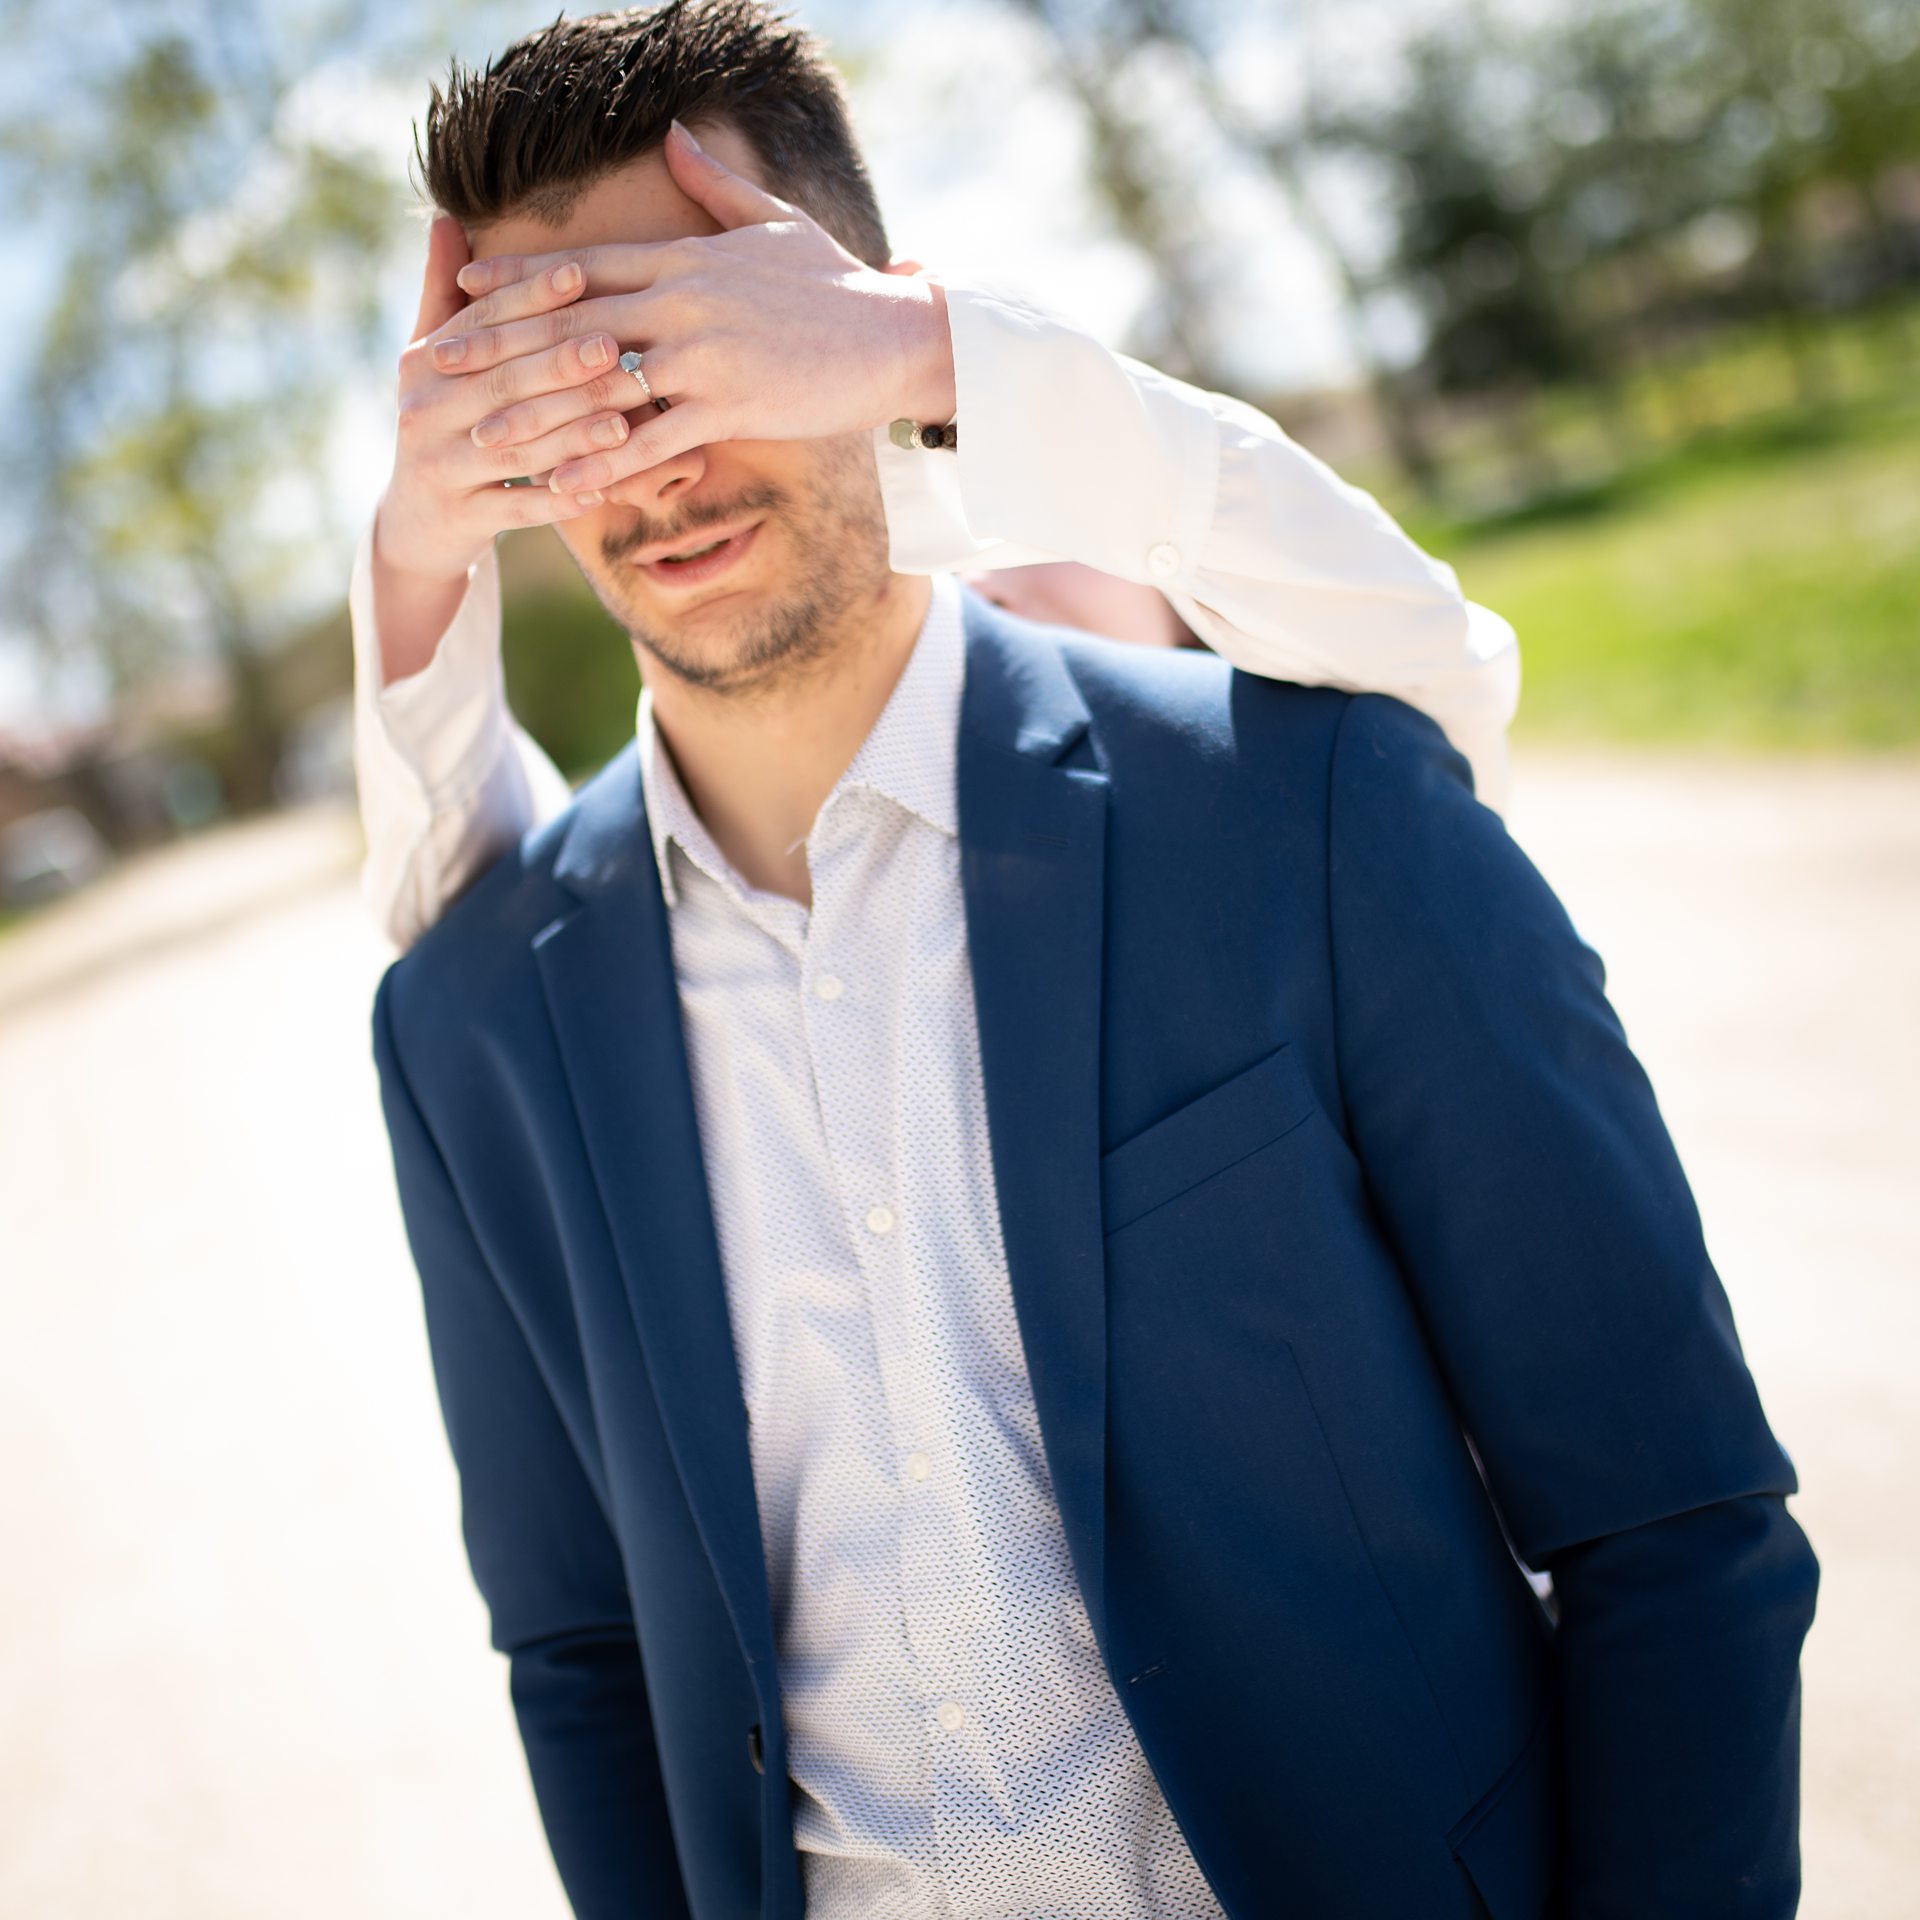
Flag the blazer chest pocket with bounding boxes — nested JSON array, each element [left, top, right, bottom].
[[1101, 1043, 1318, 1235]]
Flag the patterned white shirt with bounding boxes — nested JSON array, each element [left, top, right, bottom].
[[637, 569, 1228, 1918]]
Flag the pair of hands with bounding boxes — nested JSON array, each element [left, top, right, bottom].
[[375, 120, 955, 592]]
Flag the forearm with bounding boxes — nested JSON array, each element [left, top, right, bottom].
[[894, 273, 956, 427], [371, 495, 473, 687], [511, 1626, 694, 1920], [1551, 1494, 1818, 1918], [376, 977, 690, 1915], [349, 516, 568, 947], [879, 281, 1519, 804], [1321, 696, 1815, 1908]]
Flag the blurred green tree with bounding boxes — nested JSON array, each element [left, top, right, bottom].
[[3, 1, 407, 806], [495, 550, 641, 784], [1005, 0, 1227, 390], [1685, 0, 1920, 374]]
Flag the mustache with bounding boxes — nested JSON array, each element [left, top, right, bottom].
[[600, 483, 787, 565]]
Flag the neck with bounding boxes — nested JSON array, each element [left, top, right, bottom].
[[646, 571, 934, 906]]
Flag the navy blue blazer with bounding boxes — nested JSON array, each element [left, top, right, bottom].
[[373, 588, 1817, 1920]]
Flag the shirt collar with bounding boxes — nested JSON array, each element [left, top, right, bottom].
[[636, 570, 966, 910]]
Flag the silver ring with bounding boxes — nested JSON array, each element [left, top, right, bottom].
[[618, 349, 654, 405], [618, 349, 670, 412]]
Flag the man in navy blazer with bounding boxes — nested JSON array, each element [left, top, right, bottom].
[[371, 8, 1816, 1918], [378, 594, 1818, 1919]]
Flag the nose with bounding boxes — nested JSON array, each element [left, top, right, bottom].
[[604, 427, 707, 512]]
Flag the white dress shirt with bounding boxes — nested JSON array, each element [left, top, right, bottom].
[[349, 278, 1519, 950], [644, 568, 1226, 1917]]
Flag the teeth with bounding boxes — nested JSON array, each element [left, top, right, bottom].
[[661, 536, 727, 564]]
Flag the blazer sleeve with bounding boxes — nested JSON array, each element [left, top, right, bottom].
[[1322, 695, 1819, 1919], [372, 971, 692, 1920]]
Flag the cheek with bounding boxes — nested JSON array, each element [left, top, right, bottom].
[[554, 509, 627, 582], [553, 515, 599, 562]]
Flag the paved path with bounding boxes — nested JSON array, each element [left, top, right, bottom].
[[1, 756, 1914, 1917]]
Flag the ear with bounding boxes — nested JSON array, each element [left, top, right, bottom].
[[662, 118, 797, 229]]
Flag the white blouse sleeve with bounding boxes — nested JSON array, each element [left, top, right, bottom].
[[876, 280, 1519, 811], [347, 518, 572, 951], [350, 276, 1520, 949]]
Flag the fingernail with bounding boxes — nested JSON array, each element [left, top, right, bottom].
[[593, 415, 628, 447], [574, 490, 604, 507], [581, 335, 611, 369], [552, 262, 583, 294], [471, 416, 508, 448], [432, 336, 467, 368], [671, 118, 704, 154]]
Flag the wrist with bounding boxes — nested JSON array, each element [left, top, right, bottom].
[[896, 278, 957, 427], [370, 494, 483, 689], [372, 492, 482, 596]]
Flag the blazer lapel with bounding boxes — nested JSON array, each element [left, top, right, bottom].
[[531, 748, 779, 1689], [956, 592, 1114, 1649], [524, 595, 1116, 1681]]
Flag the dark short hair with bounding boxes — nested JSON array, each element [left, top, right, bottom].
[[418, 1, 890, 266]]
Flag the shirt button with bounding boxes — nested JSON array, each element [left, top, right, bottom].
[[935, 1700, 967, 1732], [813, 973, 845, 1002], [1147, 541, 1181, 577], [866, 1204, 897, 1236], [904, 1451, 931, 1482]]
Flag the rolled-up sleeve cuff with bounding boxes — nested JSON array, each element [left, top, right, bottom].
[[954, 281, 1218, 580], [875, 279, 1218, 581]]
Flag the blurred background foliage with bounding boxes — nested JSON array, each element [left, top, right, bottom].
[[0, 0, 1915, 851]]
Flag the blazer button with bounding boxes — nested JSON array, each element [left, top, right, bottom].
[[747, 1723, 765, 1775]]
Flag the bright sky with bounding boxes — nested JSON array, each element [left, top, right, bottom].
[[0, 0, 1414, 735]]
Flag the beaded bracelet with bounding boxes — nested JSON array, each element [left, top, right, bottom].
[[888, 418, 959, 452]]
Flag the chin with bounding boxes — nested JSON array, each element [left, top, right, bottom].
[[627, 590, 839, 696]]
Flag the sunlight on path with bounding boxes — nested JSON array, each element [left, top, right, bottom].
[[1, 760, 1913, 1918]]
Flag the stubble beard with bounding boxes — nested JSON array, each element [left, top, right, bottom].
[[597, 435, 894, 701]]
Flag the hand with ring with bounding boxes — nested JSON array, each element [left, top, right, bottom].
[[441, 119, 957, 506], [373, 212, 644, 608], [615, 349, 670, 415]]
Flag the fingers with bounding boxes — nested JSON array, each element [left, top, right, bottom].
[[459, 405, 635, 489], [548, 398, 719, 495], [432, 326, 628, 425], [468, 341, 682, 450], [480, 480, 610, 531], [441, 257, 590, 339], [663, 118, 797, 229], [456, 239, 675, 304], [430, 291, 644, 380], [452, 119, 798, 303], [411, 214, 470, 342]]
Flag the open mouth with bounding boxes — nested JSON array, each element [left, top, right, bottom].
[[636, 519, 762, 587]]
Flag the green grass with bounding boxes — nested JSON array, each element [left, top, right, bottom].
[[1417, 393, 1920, 749]]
